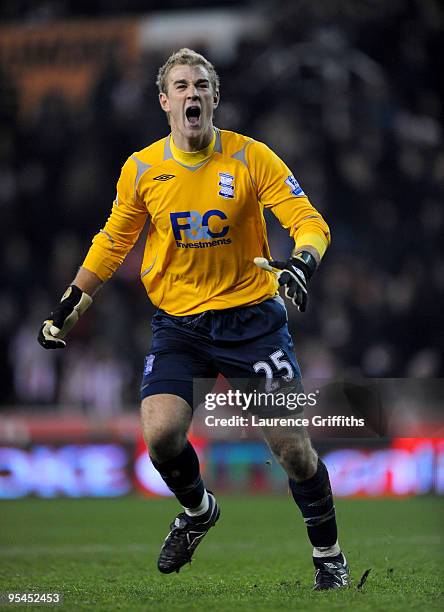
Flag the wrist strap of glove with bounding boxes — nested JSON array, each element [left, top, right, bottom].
[[291, 251, 317, 280], [50, 285, 93, 339], [60, 285, 92, 313]]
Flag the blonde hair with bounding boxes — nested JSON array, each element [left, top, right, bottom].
[[156, 48, 220, 95]]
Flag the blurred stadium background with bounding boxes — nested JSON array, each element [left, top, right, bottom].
[[0, 0, 443, 501]]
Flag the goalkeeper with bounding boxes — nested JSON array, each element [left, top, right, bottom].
[[38, 48, 349, 590]]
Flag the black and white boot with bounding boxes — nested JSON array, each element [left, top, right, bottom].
[[157, 491, 220, 574], [313, 553, 350, 590]]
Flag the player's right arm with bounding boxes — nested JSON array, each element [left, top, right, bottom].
[[38, 156, 148, 349]]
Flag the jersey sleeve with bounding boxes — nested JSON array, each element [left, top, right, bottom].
[[246, 141, 331, 258], [82, 157, 148, 280]]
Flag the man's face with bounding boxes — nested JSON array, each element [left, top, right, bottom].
[[159, 64, 219, 149]]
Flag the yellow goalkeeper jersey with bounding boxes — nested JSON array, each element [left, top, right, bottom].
[[82, 128, 330, 316]]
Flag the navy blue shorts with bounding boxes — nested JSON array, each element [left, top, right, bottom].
[[140, 296, 301, 408]]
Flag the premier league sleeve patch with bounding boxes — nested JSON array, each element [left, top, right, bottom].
[[285, 175, 305, 196]]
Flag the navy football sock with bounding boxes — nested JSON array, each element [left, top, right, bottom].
[[151, 441, 205, 509], [289, 458, 338, 547]]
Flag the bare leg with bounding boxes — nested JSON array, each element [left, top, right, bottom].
[[262, 424, 318, 481], [262, 422, 342, 569], [141, 393, 192, 462], [140, 392, 208, 511], [142, 394, 220, 574]]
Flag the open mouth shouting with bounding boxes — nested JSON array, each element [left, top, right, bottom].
[[185, 105, 201, 128]]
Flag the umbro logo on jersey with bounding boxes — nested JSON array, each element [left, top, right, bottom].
[[154, 174, 176, 181]]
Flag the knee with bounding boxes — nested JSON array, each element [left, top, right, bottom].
[[146, 427, 187, 463], [269, 435, 317, 480], [268, 436, 306, 465], [140, 396, 190, 462]]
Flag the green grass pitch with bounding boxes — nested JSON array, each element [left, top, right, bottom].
[[0, 496, 443, 611]]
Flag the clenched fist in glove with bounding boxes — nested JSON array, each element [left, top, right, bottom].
[[38, 285, 92, 349], [254, 251, 317, 312]]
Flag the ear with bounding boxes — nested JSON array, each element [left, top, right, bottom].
[[213, 91, 220, 110], [159, 92, 170, 113]]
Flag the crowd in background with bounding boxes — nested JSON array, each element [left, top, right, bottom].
[[1, 0, 443, 413]]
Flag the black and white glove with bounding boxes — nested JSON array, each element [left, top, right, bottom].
[[38, 285, 92, 349], [254, 251, 317, 312]]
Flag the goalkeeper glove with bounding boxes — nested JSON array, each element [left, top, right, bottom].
[[254, 251, 317, 312], [38, 285, 92, 349]]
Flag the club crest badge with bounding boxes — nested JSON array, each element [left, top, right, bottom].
[[218, 172, 235, 199]]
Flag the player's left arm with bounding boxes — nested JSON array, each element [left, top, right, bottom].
[[248, 141, 330, 311]]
